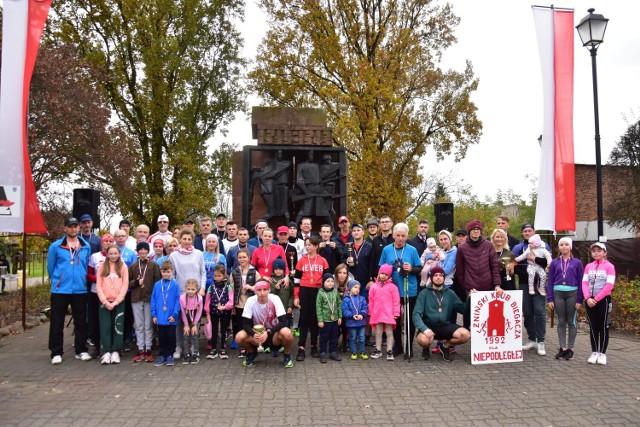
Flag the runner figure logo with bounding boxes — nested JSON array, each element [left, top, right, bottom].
[[470, 291, 523, 365]]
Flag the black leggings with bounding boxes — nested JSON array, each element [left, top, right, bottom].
[[585, 295, 611, 354], [232, 307, 244, 340], [298, 287, 319, 349], [210, 313, 231, 349]]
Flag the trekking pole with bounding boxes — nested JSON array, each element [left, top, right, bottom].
[[404, 274, 411, 362]]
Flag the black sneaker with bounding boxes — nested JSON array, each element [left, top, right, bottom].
[[190, 354, 200, 364], [421, 347, 431, 360], [563, 348, 574, 360], [319, 352, 328, 363], [329, 352, 342, 361], [555, 348, 566, 360], [295, 347, 306, 362], [438, 341, 452, 362], [311, 346, 320, 358], [182, 353, 191, 365]]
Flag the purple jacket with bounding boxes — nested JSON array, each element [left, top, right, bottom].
[[456, 237, 500, 291], [547, 257, 584, 302]]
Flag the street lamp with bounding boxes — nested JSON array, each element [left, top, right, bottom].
[[576, 8, 608, 242]]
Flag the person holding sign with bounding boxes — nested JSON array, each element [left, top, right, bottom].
[[413, 266, 473, 362]]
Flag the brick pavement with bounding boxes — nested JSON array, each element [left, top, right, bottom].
[[1, 318, 639, 427]]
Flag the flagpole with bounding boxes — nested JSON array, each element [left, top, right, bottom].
[[21, 233, 27, 330]]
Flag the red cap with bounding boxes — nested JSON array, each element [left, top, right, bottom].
[[277, 225, 289, 234], [338, 216, 349, 223]]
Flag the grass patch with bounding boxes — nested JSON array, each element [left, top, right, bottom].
[[0, 282, 51, 328]]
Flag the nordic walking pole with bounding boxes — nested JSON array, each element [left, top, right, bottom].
[[404, 273, 410, 362]]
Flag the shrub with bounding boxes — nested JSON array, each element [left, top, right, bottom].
[[610, 275, 640, 333]]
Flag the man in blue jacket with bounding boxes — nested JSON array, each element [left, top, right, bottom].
[[47, 217, 92, 365]]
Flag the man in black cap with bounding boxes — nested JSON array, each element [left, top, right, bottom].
[[512, 223, 551, 356], [213, 213, 228, 240], [183, 218, 195, 233], [79, 214, 101, 254], [47, 217, 92, 364], [454, 229, 467, 246]]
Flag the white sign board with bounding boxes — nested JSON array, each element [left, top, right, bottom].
[[470, 290, 523, 365]]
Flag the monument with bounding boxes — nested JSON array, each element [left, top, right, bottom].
[[232, 107, 347, 230]]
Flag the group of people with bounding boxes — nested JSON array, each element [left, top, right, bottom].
[[46, 212, 615, 368]]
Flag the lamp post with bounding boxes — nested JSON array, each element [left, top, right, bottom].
[[576, 8, 609, 242]]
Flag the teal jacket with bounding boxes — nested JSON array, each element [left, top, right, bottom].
[[412, 284, 469, 332]]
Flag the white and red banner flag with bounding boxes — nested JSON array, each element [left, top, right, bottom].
[[532, 6, 576, 233], [0, 0, 50, 234]]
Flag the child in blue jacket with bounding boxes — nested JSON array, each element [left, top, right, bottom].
[[342, 280, 369, 360], [151, 260, 181, 366]]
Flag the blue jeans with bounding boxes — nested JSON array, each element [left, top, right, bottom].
[[522, 289, 546, 342], [348, 326, 366, 353]]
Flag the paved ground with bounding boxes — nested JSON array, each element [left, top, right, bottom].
[[1, 318, 639, 426]]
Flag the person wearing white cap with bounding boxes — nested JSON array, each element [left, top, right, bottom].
[[149, 214, 173, 246], [547, 237, 584, 361], [582, 242, 616, 365]]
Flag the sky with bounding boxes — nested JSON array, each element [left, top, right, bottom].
[[215, 0, 640, 202]]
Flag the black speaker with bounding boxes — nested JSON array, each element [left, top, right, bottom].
[[434, 202, 454, 233], [73, 188, 100, 229]]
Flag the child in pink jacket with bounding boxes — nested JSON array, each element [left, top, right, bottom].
[[368, 264, 400, 361], [96, 245, 130, 365]]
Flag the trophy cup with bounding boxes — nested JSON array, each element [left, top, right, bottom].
[[346, 242, 356, 267], [253, 324, 266, 352], [499, 252, 516, 281]]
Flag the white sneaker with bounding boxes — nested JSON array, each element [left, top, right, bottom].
[[111, 352, 121, 364], [173, 347, 182, 360], [596, 353, 607, 365], [51, 355, 62, 365], [537, 342, 546, 356], [101, 352, 112, 365], [75, 352, 92, 361], [522, 340, 538, 351], [587, 352, 599, 364]]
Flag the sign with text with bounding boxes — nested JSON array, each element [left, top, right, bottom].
[[470, 290, 523, 365]]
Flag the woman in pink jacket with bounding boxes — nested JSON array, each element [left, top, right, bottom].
[[96, 245, 130, 365], [368, 264, 400, 361]]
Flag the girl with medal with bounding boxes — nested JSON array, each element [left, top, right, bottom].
[[368, 264, 400, 360], [548, 237, 584, 361], [333, 263, 353, 351], [180, 279, 204, 364], [203, 234, 227, 294], [229, 249, 261, 357], [293, 236, 330, 361], [316, 273, 342, 363], [205, 264, 234, 360], [96, 245, 129, 365], [251, 228, 289, 280], [87, 234, 114, 359], [582, 242, 615, 365], [151, 260, 181, 367], [341, 279, 369, 360]]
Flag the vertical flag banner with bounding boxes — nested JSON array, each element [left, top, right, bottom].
[[532, 6, 576, 232], [0, 0, 50, 234]]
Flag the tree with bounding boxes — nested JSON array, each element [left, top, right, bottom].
[[607, 117, 640, 232], [51, 0, 246, 228], [250, 0, 482, 221]]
